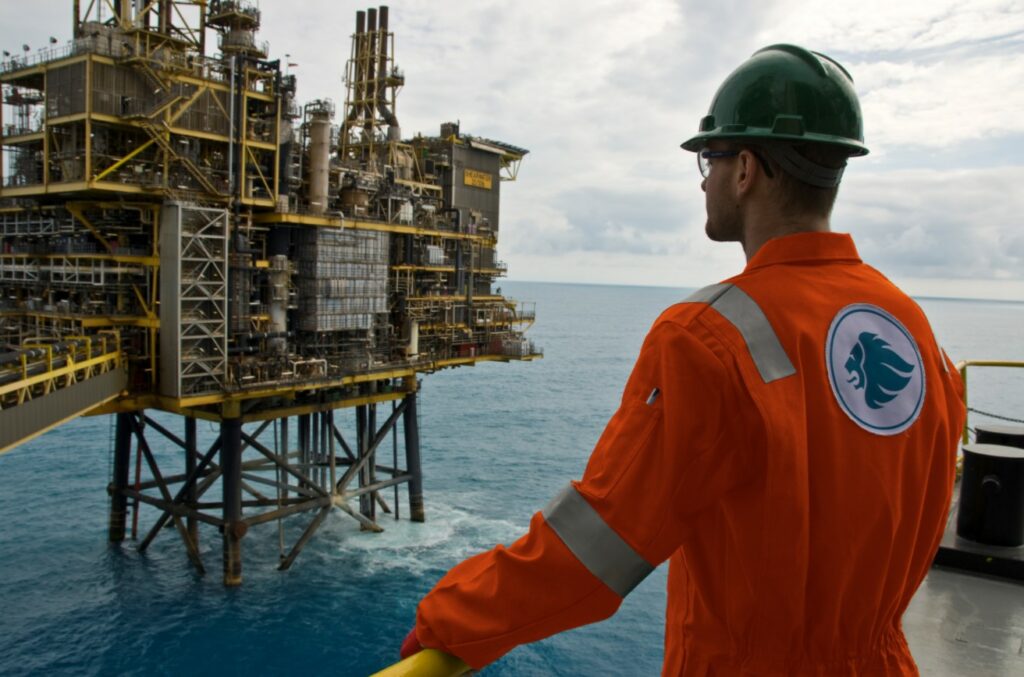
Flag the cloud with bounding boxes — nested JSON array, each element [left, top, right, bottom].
[[838, 166, 1024, 280], [760, 1, 1024, 155], [503, 186, 691, 256], [853, 55, 1024, 152], [2, 0, 1023, 299], [769, 0, 1024, 55]]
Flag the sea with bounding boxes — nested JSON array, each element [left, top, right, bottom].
[[0, 281, 1022, 676]]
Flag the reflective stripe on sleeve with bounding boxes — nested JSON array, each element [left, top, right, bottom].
[[541, 483, 654, 598], [684, 283, 796, 383]]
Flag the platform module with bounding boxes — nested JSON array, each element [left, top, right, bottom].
[[0, 1, 539, 584]]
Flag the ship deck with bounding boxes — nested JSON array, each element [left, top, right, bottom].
[[906, 567, 1024, 675]]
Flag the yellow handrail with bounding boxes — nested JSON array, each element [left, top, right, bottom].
[[0, 350, 121, 399], [370, 649, 472, 677], [955, 359, 1024, 444]]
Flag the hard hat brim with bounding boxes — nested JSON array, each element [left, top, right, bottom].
[[681, 129, 869, 157]]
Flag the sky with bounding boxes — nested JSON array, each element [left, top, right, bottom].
[[3, 0, 1024, 300]]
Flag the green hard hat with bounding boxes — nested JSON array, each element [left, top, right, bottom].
[[681, 44, 869, 157]]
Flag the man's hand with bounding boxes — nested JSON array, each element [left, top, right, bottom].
[[399, 627, 421, 659]]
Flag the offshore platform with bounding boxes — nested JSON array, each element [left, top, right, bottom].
[[0, 1, 538, 585]]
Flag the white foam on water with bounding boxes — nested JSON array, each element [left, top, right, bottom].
[[320, 498, 526, 577]]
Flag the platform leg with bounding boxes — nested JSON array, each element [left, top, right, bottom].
[[185, 416, 198, 548], [108, 412, 133, 542], [403, 391, 425, 522], [357, 404, 374, 525], [221, 418, 244, 586], [298, 413, 310, 493]]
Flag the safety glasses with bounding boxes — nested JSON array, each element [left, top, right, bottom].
[[697, 148, 775, 179], [697, 150, 740, 178]]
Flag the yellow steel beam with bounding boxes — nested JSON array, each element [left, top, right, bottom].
[[170, 0, 202, 51], [419, 322, 468, 331], [0, 253, 159, 265], [246, 139, 277, 151], [91, 137, 159, 182], [273, 91, 281, 199], [79, 350, 541, 419], [208, 80, 230, 119], [247, 91, 275, 103], [42, 69, 50, 192], [90, 112, 129, 125], [89, 181, 151, 194], [2, 131, 45, 144], [90, 388, 414, 423], [167, 126, 229, 143], [237, 391, 410, 423], [239, 197, 277, 208], [252, 213, 498, 245], [167, 84, 208, 124], [147, 94, 184, 121], [346, 368, 420, 385], [245, 145, 273, 199], [0, 311, 159, 329], [86, 316, 129, 332], [391, 265, 456, 273], [131, 285, 154, 319], [174, 73, 230, 92], [0, 63, 46, 81], [66, 204, 114, 254], [89, 395, 218, 421], [85, 56, 92, 181], [407, 295, 505, 302], [151, 368, 422, 410]]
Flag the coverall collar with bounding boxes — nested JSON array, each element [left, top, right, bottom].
[[744, 232, 861, 273]]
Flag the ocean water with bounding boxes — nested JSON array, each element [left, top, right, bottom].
[[0, 281, 1021, 676]]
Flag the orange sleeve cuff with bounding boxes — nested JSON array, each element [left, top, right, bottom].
[[414, 512, 622, 669]]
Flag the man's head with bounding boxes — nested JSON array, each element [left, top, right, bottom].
[[682, 45, 867, 251]]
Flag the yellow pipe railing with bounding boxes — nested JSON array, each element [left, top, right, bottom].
[[370, 649, 471, 677], [955, 359, 1024, 444], [0, 350, 121, 400]]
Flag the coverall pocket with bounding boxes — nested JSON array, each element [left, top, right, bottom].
[[583, 402, 663, 500]]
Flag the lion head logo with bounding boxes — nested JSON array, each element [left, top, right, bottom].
[[843, 331, 916, 410]]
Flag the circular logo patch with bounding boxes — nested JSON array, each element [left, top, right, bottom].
[[825, 304, 925, 436]]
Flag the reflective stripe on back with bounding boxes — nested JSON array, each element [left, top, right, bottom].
[[541, 483, 653, 598], [684, 283, 796, 383]]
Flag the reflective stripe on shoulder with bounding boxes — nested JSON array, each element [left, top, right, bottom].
[[683, 283, 796, 383], [541, 483, 653, 598]]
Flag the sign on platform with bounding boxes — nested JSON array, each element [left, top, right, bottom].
[[463, 169, 493, 190]]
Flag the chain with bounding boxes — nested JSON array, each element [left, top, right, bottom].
[[967, 406, 1024, 425]]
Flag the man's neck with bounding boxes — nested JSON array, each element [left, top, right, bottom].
[[742, 216, 831, 261]]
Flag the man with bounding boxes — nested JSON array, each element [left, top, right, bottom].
[[398, 45, 965, 675]]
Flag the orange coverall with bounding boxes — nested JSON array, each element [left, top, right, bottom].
[[414, 232, 966, 675]]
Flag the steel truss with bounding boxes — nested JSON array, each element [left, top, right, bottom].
[[107, 389, 424, 585]]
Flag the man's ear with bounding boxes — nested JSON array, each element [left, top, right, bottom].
[[735, 149, 758, 196]]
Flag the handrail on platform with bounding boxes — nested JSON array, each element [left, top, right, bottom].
[[370, 649, 471, 677], [955, 359, 1024, 444], [0, 333, 122, 405]]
